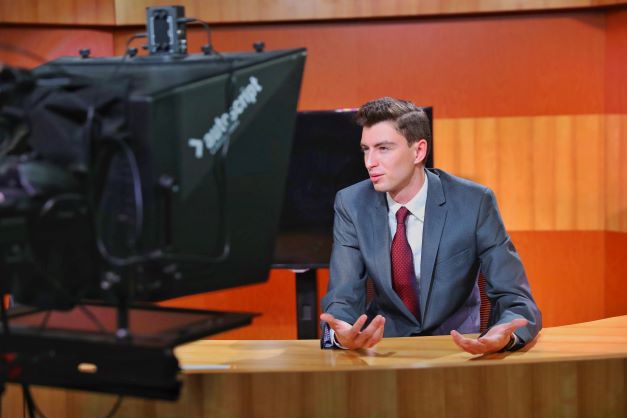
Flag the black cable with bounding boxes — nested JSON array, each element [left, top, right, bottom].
[[123, 32, 148, 57], [77, 304, 107, 333], [37, 311, 51, 331], [80, 87, 153, 269], [94, 138, 150, 268], [101, 138, 143, 246], [178, 17, 224, 58], [34, 305, 106, 334], [108, 33, 147, 81], [103, 396, 123, 418], [21, 384, 47, 418]]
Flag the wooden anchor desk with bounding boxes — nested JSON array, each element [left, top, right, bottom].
[[2, 315, 626, 417]]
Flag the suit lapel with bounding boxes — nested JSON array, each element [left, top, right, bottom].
[[420, 170, 447, 322], [369, 190, 392, 292]]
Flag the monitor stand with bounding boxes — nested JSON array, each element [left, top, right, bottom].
[[294, 269, 319, 339], [0, 302, 255, 400]]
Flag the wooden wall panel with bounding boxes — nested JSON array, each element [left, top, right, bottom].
[[605, 115, 627, 232], [114, 11, 606, 118], [573, 115, 606, 229], [531, 117, 558, 230], [113, 0, 627, 25], [554, 116, 578, 230], [0, 0, 115, 25], [0, 27, 114, 68], [434, 115, 621, 232], [605, 232, 627, 318], [511, 231, 607, 327], [498, 117, 535, 229], [605, 8, 627, 113]]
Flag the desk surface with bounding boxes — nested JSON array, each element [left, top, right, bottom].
[[176, 315, 627, 373]]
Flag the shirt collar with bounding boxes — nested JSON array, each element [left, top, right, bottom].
[[386, 172, 428, 222]]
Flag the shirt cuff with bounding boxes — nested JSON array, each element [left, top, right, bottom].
[[329, 329, 349, 350], [501, 333, 519, 352]]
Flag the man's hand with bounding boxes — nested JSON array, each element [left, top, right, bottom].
[[450, 318, 528, 354], [320, 313, 385, 349]]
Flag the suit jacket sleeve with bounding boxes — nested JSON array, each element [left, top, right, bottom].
[[321, 191, 369, 327], [476, 188, 542, 348]]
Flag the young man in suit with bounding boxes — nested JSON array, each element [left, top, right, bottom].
[[320, 97, 541, 353]]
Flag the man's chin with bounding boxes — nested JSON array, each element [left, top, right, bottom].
[[371, 182, 388, 192]]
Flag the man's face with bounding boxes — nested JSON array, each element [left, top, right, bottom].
[[360, 121, 424, 200]]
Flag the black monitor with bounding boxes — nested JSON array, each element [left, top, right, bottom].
[[274, 107, 433, 268]]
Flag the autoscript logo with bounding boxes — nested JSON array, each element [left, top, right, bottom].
[[188, 76, 263, 159]]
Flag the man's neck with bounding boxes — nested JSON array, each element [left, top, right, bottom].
[[389, 168, 426, 205]]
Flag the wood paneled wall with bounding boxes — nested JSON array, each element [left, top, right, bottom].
[[435, 114, 627, 232], [0, 3, 625, 337], [606, 8, 627, 113]]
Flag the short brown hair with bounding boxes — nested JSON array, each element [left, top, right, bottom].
[[355, 97, 431, 152]]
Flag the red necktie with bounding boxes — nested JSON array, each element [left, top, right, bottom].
[[391, 207, 420, 320]]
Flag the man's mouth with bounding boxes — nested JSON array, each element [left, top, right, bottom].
[[369, 173, 383, 182]]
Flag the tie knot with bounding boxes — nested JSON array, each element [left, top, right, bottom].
[[396, 206, 410, 225]]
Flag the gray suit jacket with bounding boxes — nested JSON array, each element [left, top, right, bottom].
[[321, 169, 541, 348]]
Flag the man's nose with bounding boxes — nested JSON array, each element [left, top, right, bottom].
[[365, 152, 377, 169]]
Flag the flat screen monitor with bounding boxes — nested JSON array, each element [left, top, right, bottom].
[[274, 107, 433, 268]]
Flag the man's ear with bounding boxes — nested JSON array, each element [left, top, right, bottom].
[[413, 139, 428, 165]]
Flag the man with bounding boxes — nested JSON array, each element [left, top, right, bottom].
[[320, 97, 541, 353]]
